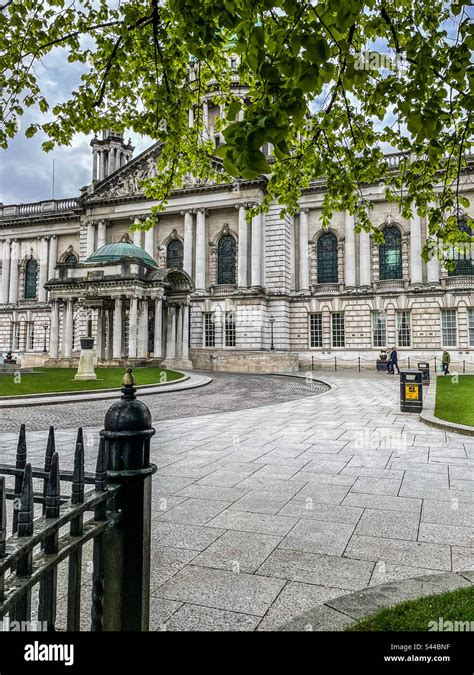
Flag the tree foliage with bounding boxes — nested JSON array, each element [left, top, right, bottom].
[[0, 0, 473, 259]]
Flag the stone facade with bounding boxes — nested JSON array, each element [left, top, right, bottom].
[[0, 128, 473, 371]]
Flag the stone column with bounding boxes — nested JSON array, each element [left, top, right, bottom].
[[237, 205, 248, 288], [8, 240, 19, 304], [195, 208, 207, 291], [92, 150, 98, 182], [181, 304, 190, 359], [137, 299, 149, 358], [153, 298, 163, 358], [176, 306, 183, 358], [203, 100, 209, 141], [63, 299, 73, 359], [144, 224, 154, 259], [99, 150, 106, 180], [48, 235, 58, 280], [299, 208, 310, 292], [1, 240, 10, 304], [50, 300, 60, 359], [38, 237, 49, 302], [166, 305, 177, 358], [188, 106, 194, 128], [96, 308, 104, 361], [183, 210, 194, 278], [344, 210, 356, 289], [97, 220, 107, 249], [86, 221, 95, 258], [128, 297, 138, 358], [133, 217, 143, 247], [251, 211, 264, 288], [112, 297, 123, 359], [410, 211, 423, 285], [359, 229, 371, 288]]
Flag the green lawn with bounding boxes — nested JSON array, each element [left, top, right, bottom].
[[435, 375, 474, 427], [346, 587, 474, 631], [0, 367, 183, 397]]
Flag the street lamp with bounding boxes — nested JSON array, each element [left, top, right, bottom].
[[43, 323, 48, 353], [269, 315, 275, 351]]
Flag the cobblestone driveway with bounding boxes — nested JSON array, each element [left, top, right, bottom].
[[1, 371, 473, 631]]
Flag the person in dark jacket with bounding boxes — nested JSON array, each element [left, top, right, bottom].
[[388, 346, 400, 375]]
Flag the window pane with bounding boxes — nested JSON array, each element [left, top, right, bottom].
[[317, 233, 338, 283], [224, 312, 236, 347], [448, 216, 473, 277], [469, 309, 474, 348], [166, 240, 183, 270], [203, 313, 215, 347], [24, 258, 37, 299], [217, 235, 237, 285], [379, 227, 402, 280], [396, 311, 411, 347], [371, 311, 386, 347], [441, 309, 457, 347], [309, 313, 322, 347], [331, 312, 345, 347]]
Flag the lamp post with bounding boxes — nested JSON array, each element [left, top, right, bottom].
[[269, 315, 275, 351], [43, 323, 48, 353]]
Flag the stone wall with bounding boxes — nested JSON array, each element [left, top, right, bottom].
[[190, 348, 300, 373]]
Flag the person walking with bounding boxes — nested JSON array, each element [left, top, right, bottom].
[[388, 346, 400, 375], [442, 349, 451, 375]]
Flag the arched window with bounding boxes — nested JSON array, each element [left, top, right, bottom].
[[166, 239, 183, 269], [317, 232, 338, 283], [64, 253, 77, 265], [24, 258, 37, 299], [217, 234, 236, 284], [379, 227, 402, 280], [448, 216, 473, 277]]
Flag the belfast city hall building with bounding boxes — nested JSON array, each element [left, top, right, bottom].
[[0, 122, 473, 372]]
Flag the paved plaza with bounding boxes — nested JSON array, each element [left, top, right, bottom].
[[1, 371, 473, 631]]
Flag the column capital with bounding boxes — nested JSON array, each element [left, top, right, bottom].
[[196, 207, 208, 215], [300, 207, 310, 215], [180, 208, 194, 216]]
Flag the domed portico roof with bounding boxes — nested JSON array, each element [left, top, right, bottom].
[[86, 240, 157, 268]]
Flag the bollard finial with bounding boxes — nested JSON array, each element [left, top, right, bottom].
[[121, 368, 136, 401]]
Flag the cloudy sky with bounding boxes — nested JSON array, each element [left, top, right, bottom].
[[0, 48, 150, 206]]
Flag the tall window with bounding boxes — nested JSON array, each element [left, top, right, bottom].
[[371, 311, 386, 347], [397, 310, 411, 347], [379, 227, 402, 280], [166, 240, 183, 270], [217, 235, 237, 285], [331, 312, 345, 347], [317, 232, 338, 283], [203, 312, 215, 347], [24, 258, 37, 299], [309, 313, 323, 348], [64, 253, 77, 265], [27, 323, 35, 350], [448, 216, 473, 277], [224, 312, 236, 347], [469, 309, 474, 347], [12, 323, 20, 350], [441, 309, 457, 347]]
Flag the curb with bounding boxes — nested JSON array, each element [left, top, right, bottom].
[[278, 570, 474, 631], [0, 372, 212, 408], [419, 376, 474, 436]]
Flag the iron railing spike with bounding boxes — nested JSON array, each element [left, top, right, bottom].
[[75, 427, 84, 452], [0, 476, 6, 557], [44, 426, 55, 472], [72, 442, 85, 505], [45, 453, 60, 519], [18, 464, 34, 538], [16, 424, 27, 469], [95, 437, 107, 492]]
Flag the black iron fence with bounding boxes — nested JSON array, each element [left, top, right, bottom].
[[0, 368, 156, 631], [304, 355, 474, 374]]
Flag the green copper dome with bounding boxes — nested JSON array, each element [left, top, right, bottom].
[[86, 241, 157, 268]]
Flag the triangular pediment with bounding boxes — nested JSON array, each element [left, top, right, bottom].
[[82, 141, 225, 203]]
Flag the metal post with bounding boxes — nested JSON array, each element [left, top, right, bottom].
[[98, 368, 156, 631], [434, 356, 437, 371], [311, 355, 314, 371], [408, 356, 411, 369], [358, 356, 360, 372], [335, 356, 337, 372], [463, 360, 465, 374]]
